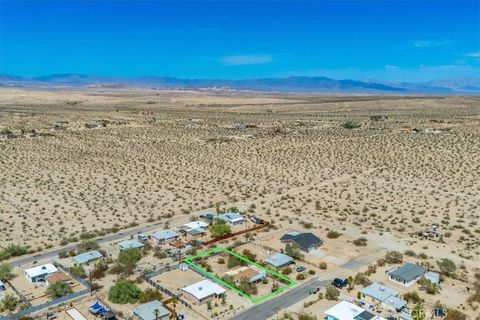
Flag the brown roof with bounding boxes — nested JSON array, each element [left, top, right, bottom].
[[46, 272, 71, 284], [226, 266, 259, 281]]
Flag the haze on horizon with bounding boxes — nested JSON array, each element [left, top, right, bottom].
[[0, 0, 479, 82]]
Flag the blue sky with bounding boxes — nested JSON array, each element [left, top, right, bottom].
[[0, 1, 479, 82]]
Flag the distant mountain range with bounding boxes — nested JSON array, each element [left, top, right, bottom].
[[1, 73, 479, 94]]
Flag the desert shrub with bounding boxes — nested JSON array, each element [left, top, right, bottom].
[[403, 291, 423, 303], [308, 270, 316, 275], [210, 221, 231, 238], [282, 267, 292, 275], [242, 249, 257, 262], [418, 277, 440, 294], [326, 230, 341, 239], [108, 279, 141, 304], [0, 263, 13, 281], [1, 294, 19, 311], [353, 272, 371, 286], [238, 277, 257, 295], [384, 251, 403, 264], [70, 265, 86, 278], [404, 250, 417, 257], [58, 250, 68, 259], [285, 243, 304, 260], [325, 285, 340, 300], [118, 248, 142, 265], [353, 237, 368, 246], [138, 288, 163, 303], [342, 121, 361, 129], [0, 245, 28, 261], [110, 263, 135, 276], [47, 282, 73, 299], [296, 273, 305, 280], [297, 313, 317, 320], [319, 261, 328, 270], [444, 309, 466, 320], [437, 258, 456, 277], [91, 261, 109, 279]]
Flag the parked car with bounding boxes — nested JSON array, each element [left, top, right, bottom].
[[296, 266, 306, 272], [332, 278, 347, 288]]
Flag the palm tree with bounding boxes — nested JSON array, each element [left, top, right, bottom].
[[412, 303, 426, 320]]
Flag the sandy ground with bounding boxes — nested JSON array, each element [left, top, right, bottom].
[[1, 88, 479, 318]]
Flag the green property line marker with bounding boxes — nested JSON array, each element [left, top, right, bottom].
[[183, 246, 297, 303]]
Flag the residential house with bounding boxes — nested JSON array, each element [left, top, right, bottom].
[[118, 239, 144, 251], [24, 263, 59, 283], [151, 229, 179, 246], [360, 283, 407, 312], [181, 279, 226, 305], [73, 250, 103, 265], [280, 231, 323, 252], [224, 266, 266, 285], [387, 263, 426, 287], [216, 212, 245, 225], [182, 221, 209, 236], [132, 300, 170, 320], [264, 252, 294, 269], [325, 300, 388, 320]]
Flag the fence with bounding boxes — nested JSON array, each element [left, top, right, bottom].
[[202, 222, 269, 246], [0, 289, 90, 320], [0, 262, 91, 320], [143, 264, 192, 309]]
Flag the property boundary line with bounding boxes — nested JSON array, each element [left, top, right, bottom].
[[183, 246, 296, 303]]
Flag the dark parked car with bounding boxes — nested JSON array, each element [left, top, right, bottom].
[[296, 266, 306, 272], [332, 278, 348, 288]]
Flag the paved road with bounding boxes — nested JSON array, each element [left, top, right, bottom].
[[9, 220, 169, 267], [230, 278, 330, 320]]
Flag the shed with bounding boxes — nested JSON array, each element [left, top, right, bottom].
[[132, 300, 170, 320], [73, 250, 103, 265], [264, 252, 294, 269], [424, 271, 440, 285]]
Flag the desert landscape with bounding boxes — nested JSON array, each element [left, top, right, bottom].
[[0, 88, 479, 319]]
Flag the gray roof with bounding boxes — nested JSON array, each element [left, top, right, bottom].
[[187, 228, 205, 236], [73, 250, 103, 264], [361, 283, 399, 302], [280, 232, 323, 251], [119, 239, 144, 250], [388, 263, 426, 282], [152, 229, 178, 241], [133, 301, 170, 320], [217, 212, 244, 222], [383, 295, 407, 311], [424, 271, 440, 284], [264, 252, 294, 268]]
